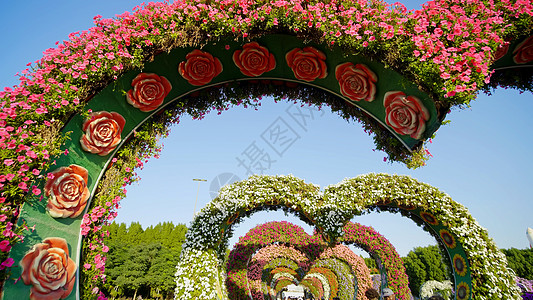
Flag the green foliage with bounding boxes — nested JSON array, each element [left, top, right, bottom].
[[102, 221, 187, 300], [364, 257, 378, 273], [501, 248, 533, 280], [402, 245, 451, 297]]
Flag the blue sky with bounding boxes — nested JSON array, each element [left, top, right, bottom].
[[1, 1, 531, 257]]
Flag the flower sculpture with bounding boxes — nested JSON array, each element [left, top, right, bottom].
[[179, 49, 223, 86], [250, 244, 310, 298], [383, 91, 430, 139], [340, 222, 409, 300], [225, 221, 323, 300], [227, 221, 377, 300], [175, 174, 522, 299], [335, 62, 378, 102], [301, 276, 325, 299], [456, 282, 470, 300], [80, 111, 126, 156], [0, 0, 531, 298], [307, 267, 339, 299], [233, 42, 276, 77], [44, 164, 89, 218], [286, 47, 328, 82], [493, 43, 510, 61], [419, 280, 454, 299], [20, 237, 76, 300], [126, 73, 172, 112], [513, 35, 533, 64], [453, 254, 468, 277], [320, 244, 373, 300]]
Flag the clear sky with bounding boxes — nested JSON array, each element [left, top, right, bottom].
[[1, 1, 532, 257]]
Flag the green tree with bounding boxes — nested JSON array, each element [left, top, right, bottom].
[[402, 245, 450, 297], [102, 222, 187, 299], [363, 257, 378, 273], [501, 248, 533, 279]]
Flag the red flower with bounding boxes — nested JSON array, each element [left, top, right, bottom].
[[383, 91, 429, 139], [126, 73, 172, 112], [179, 49, 223, 86], [513, 35, 533, 64], [44, 165, 89, 218], [335, 62, 377, 102], [233, 42, 276, 77], [20, 237, 76, 300], [80, 111, 125, 156], [285, 47, 327, 82]]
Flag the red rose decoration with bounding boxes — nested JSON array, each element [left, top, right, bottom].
[[80, 111, 125, 156], [384, 91, 429, 139], [493, 43, 509, 61], [335, 62, 377, 102], [513, 35, 533, 64], [126, 73, 172, 112], [285, 47, 328, 82], [45, 165, 89, 218], [20, 237, 76, 300], [233, 42, 276, 77], [179, 49, 223, 86]]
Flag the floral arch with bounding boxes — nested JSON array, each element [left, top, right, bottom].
[[174, 174, 520, 300], [225, 221, 376, 300], [0, 0, 531, 299]]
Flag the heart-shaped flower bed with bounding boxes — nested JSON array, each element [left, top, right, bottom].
[[227, 221, 377, 300], [175, 174, 520, 300]]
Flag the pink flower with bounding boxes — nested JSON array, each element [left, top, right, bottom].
[[32, 186, 41, 196], [18, 182, 28, 190], [0, 240, 11, 252], [0, 257, 14, 269]]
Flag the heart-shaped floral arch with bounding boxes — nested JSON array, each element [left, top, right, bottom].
[[0, 0, 530, 299], [175, 174, 520, 299], [225, 220, 398, 300]]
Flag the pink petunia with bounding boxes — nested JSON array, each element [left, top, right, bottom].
[[0, 257, 14, 269]]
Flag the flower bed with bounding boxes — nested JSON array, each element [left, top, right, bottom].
[[320, 244, 373, 300], [224, 221, 323, 300], [226, 221, 374, 300]]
